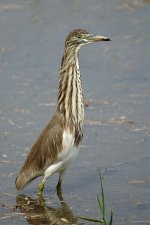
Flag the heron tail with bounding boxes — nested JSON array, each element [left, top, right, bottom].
[[15, 170, 40, 191]]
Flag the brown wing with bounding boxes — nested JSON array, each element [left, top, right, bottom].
[[15, 113, 63, 190]]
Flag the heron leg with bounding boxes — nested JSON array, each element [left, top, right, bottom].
[[38, 179, 46, 196], [56, 170, 65, 191], [56, 171, 65, 200]]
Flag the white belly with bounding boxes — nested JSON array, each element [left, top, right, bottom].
[[59, 130, 77, 161], [44, 131, 79, 179]]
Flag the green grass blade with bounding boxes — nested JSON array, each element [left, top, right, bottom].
[[79, 169, 113, 225], [108, 210, 113, 225], [79, 216, 104, 224], [97, 194, 103, 215], [98, 169, 105, 217]]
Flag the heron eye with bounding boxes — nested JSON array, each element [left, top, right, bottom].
[[77, 34, 82, 38]]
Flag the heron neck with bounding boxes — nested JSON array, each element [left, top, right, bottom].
[[57, 46, 84, 133]]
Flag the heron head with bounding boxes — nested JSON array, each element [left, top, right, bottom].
[[65, 29, 111, 47]]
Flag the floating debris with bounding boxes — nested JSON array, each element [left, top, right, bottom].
[[38, 102, 56, 107], [0, 3, 24, 12], [84, 98, 111, 107], [129, 180, 150, 184], [15, 108, 31, 114]]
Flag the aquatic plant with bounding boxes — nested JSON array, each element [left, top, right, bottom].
[[79, 169, 113, 224]]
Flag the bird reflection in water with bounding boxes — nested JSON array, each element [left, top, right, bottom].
[[15, 190, 85, 225]]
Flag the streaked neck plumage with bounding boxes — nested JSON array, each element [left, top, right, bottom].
[[57, 44, 84, 146]]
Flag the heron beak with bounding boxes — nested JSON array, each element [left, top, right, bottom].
[[88, 35, 111, 42]]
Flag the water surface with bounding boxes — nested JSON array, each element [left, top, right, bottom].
[[0, 0, 149, 224]]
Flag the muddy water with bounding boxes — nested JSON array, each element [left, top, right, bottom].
[[0, 0, 149, 224]]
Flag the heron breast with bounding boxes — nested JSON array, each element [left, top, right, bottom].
[[58, 130, 79, 164]]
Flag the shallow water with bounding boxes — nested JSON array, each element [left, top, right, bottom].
[[0, 0, 149, 224]]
